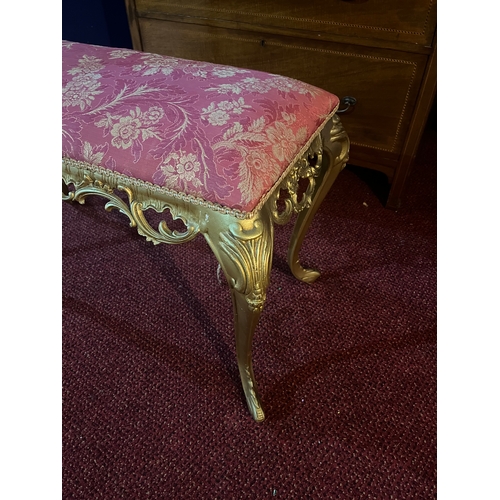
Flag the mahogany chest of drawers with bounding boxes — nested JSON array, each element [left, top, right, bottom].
[[124, 0, 436, 209]]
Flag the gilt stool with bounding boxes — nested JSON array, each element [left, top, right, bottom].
[[62, 41, 349, 421]]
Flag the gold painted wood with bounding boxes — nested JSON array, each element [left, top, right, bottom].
[[62, 115, 349, 421], [203, 210, 274, 422], [287, 114, 349, 283]]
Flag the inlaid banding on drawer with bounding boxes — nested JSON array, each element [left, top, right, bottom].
[[158, 0, 435, 36], [138, 19, 427, 155], [201, 34, 418, 153], [135, 0, 436, 44]]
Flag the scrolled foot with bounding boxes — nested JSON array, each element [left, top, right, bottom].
[[240, 366, 266, 422], [202, 208, 273, 422], [288, 259, 320, 284], [286, 115, 350, 283]]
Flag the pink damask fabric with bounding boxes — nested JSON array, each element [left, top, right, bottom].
[[62, 41, 339, 213]]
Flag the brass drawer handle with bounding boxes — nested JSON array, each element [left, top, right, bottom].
[[336, 96, 357, 114]]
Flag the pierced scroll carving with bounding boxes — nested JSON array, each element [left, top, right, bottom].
[[62, 113, 349, 423], [270, 134, 324, 226], [285, 114, 350, 283], [63, 173, 199, 245]]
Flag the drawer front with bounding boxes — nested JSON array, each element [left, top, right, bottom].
[[138, 19, 428, 156], [134, 0, 436, 46]]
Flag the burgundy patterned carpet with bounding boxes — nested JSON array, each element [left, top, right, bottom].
[[63, 124, 436, 498]]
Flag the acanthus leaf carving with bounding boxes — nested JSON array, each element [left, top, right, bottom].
[[219, 219, 272, 312]]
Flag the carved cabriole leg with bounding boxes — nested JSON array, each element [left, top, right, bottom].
[[286, 114, 350, 283], [201, 206, 274, 422], [62, 113, 348, 422], [63, 161, 274, 422]]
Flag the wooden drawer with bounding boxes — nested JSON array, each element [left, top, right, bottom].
[[135, 0, 436, 46], [139, 19, 428, 158]]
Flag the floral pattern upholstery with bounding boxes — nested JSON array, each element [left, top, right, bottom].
[[62, 41, 339, 213]]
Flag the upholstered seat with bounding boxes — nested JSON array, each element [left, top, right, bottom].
[[62, 41, 349, 421]]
